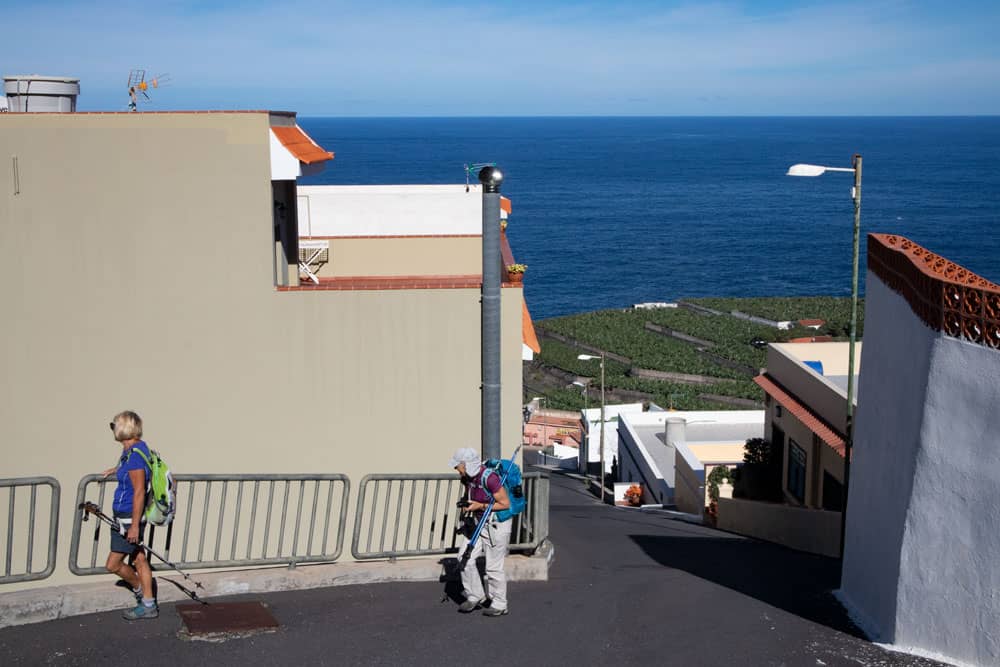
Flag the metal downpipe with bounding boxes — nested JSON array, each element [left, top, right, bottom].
[[479, 166, 503, 461]]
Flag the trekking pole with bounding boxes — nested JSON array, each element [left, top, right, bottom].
[[458, 444, 522, 572], [78, 502, 208, 604]]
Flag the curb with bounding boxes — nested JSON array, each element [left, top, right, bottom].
[[0, 541, 554, 628]]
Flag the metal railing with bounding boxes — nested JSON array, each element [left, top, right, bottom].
[[351, 472, 549, 560], [0, 477, 60, 584], [70, 474, 350, 575]]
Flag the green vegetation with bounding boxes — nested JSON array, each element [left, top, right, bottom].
[[529, 297, 859, 412], [687, 297, 865, 338], [707, 465, 734, 503]]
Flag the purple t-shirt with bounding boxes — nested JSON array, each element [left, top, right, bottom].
[[113, 441, 151, 514], [468, 468, 503, 504]]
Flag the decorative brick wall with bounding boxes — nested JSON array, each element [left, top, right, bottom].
[[868, 233, 1000, 349]]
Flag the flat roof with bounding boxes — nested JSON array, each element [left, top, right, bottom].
[[772, 342, 862, 377]]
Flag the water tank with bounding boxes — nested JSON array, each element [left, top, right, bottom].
[[3, 75, 80, 112]]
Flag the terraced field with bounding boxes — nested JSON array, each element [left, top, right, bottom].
[[527, 297, 858, 411]]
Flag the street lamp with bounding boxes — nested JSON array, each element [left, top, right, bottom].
[[578, 353, 606, 503], [786, 154, 862, 558]]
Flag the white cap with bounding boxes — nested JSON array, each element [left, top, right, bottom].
[[448, 447, 482, 477]]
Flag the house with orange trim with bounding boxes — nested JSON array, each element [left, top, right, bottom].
[[754, 342, 859, 511], [709, 341, 859, 558], [0, 108, 538, 588]]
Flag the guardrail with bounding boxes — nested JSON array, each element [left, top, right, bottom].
[[351, 472, 549, 560], [0, 477, 60, 584], [70, 474, 350, 575]]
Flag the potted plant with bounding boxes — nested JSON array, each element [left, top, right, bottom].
[[506, 263, 527, 284], [624, 483, 643, 507]]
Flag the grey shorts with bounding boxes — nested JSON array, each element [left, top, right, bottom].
[[110, 512, 144, 556]]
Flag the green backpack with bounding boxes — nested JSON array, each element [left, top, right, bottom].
[[131, 448, 176, 526]]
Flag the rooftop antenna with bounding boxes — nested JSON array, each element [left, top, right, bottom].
[[465, 162, 496, 192], [127, 69, 171, 112]]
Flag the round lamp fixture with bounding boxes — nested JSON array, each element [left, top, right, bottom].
[[478, 166, 503, 192]]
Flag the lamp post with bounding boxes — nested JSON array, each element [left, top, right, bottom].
[[786, 155, 862, 558], [578, 353, 606, 503]]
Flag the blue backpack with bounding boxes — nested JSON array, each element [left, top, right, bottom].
[[482, 458, 527, 522]]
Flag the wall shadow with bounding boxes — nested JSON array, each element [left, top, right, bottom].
[[630, 534, 862, 637]]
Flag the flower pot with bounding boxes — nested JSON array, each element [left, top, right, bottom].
[[507, 272, 524, 284]]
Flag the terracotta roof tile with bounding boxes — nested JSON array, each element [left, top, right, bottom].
[[754, 374, 846, 457], [523, 300, 541, 354], [271, 125, 334, 164]]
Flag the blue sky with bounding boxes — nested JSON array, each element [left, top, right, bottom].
[[5, 0, 999, 115]]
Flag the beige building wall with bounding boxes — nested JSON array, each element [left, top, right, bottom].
[[767, 343, 860, 434], [768, 409, 844, 508], [717, 497, 841, 557], [310, 237, 482, 277], [0, 113, 524, 590]]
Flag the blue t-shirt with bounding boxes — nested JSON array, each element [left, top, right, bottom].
[[113, 441, 151, 514]]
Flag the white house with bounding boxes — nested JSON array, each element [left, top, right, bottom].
[[617, 410, 764, 509]]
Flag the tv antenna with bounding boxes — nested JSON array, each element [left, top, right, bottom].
[[464, 162, 496, 192], [127, 70, 171, 112]]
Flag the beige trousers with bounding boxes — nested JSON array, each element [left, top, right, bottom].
[[459, 517, 512, 611]]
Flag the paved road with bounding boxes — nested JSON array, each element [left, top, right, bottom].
[[0, 471, 945, 666]]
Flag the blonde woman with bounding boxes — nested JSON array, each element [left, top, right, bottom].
[[102, 411, 157, 620]]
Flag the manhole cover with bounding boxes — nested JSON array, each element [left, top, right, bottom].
[[177, 601, 280, 642]]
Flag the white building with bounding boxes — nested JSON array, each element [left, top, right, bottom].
[[579, 403, 651, 475], [617, 410, 764, 510]]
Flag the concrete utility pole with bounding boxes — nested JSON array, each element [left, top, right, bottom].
[[480, 166, 503, 461]]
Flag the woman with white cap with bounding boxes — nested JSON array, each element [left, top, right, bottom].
[[449, 447, 511, 617]]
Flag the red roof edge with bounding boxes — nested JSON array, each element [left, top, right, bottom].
[[754, 374, 846, 457], [271, 125, 334, 164]]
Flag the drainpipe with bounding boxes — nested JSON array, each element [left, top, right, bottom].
[[479, 166, 503, 461]]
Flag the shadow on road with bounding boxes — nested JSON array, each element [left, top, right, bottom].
[[630, 533, 863, 638]]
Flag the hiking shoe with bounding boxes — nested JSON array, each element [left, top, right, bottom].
[[457, 599, 482, 613], [482, 606, 508, 617], [122, 604, 159, 620]]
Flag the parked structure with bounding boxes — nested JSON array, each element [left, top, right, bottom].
[[617, 409, 763, 509], [839, 234, 1000, 667], [0, 109, 534, 590]]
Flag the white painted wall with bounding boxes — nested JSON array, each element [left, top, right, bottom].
[[269, 130, 302, 180], [616, 410, 763, 507], [617, 416, 672, 505], [582, 405, 642, 469], [840, 272, 1000, 667], [297, 185, 484, 237]]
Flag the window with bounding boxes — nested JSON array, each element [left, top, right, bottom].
[[787, 440, 806, 503], [775, 404, 783, 418], [822, 471, 843, 511]]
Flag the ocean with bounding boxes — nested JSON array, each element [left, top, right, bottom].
[[298, 117, 1000, 320]]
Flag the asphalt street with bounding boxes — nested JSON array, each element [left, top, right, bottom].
[[0, 471, 946, 666]]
